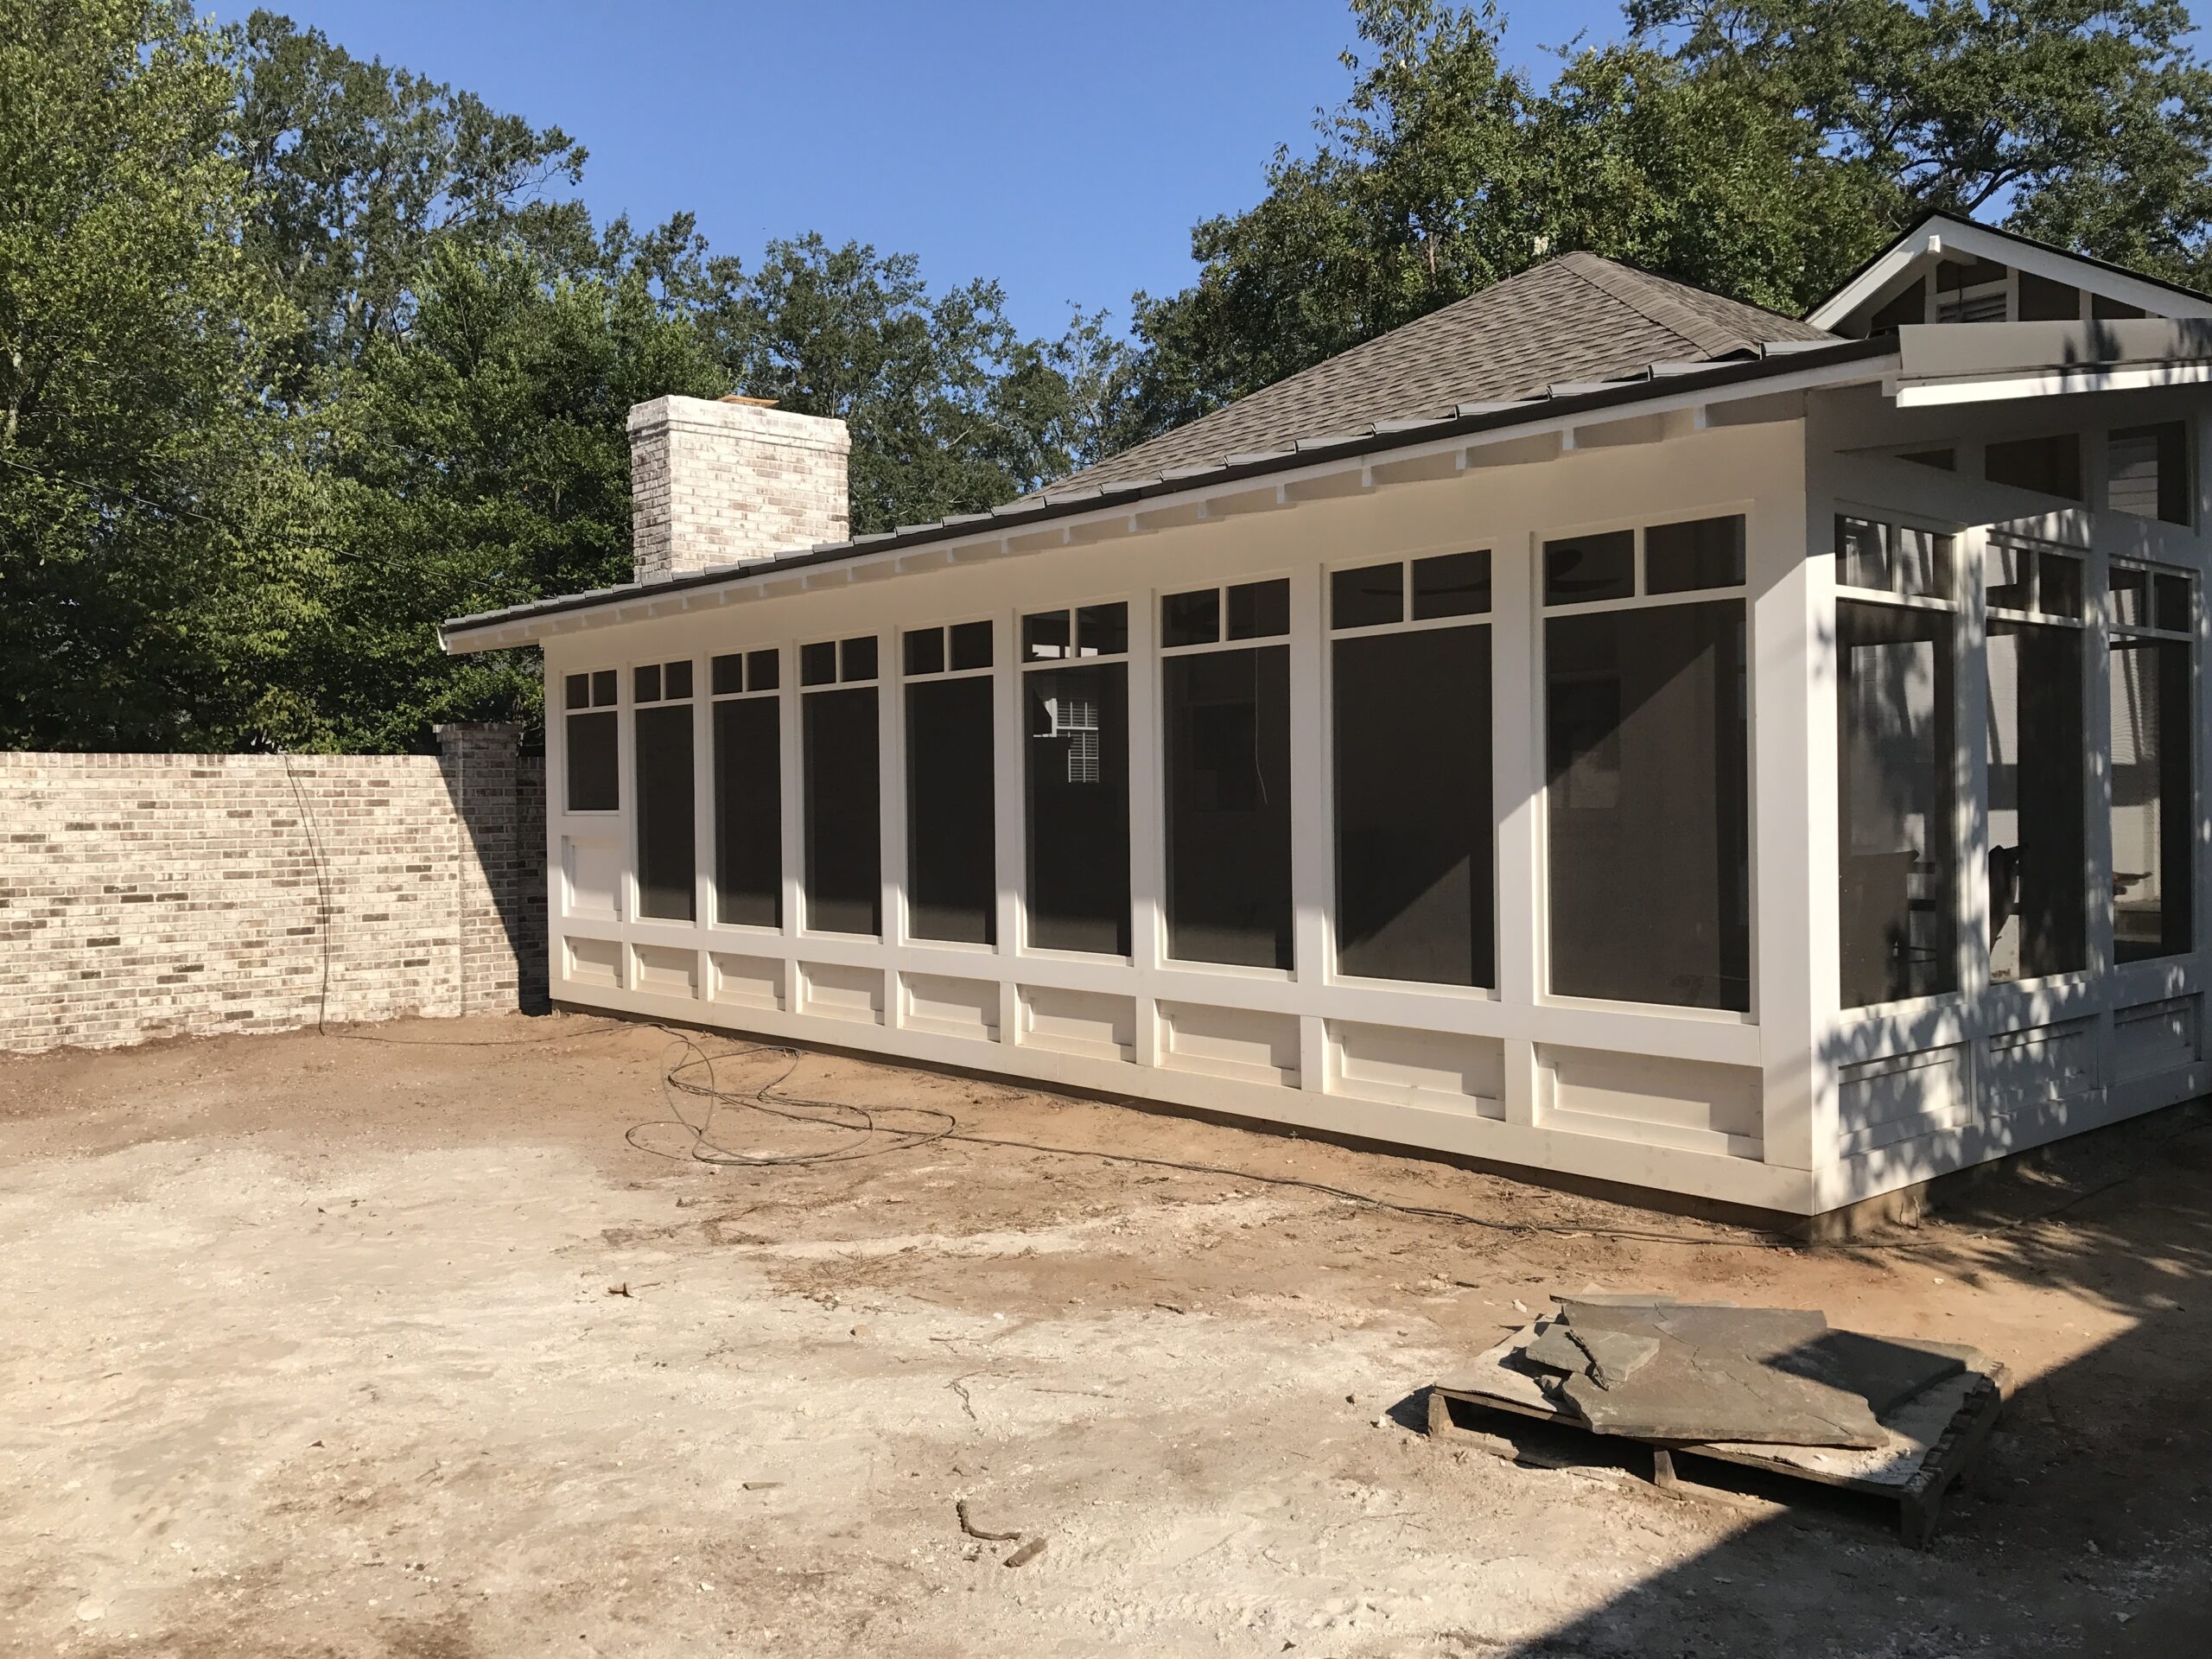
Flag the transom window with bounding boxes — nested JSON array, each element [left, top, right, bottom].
[[2109, 562, 2196, 963], [1542, 515, 1750, 1011], [632, 658, 693, 704], [1835, 514, 1960, 1008], [906, 620, 994, 678], [801, 634, 878, 687], [1330, 551, 1491, 631], [710, 648, 780, 696], [1983, 541, 2088, 982], [1542, 515, 1745, 607], [1331, 552, 1494, 988], [1838, 515, 1954, 601], [2110, 562, 2196, 634], [1023, 605, 1127, 662], [710, 649, 782, 930], [1160, 578, 1289, 648], [563, 669, 620, 813], [631, 659, 695, 920], [1160, 581, 1294, 969], [1021, 602, 1130, 955], [566, 670, 618, 710], [1984, 543, 2083, 621]]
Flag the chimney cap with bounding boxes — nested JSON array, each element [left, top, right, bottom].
[[719, 394, 779, 408]]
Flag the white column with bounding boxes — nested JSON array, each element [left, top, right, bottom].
[[878, 629, 902, 954], [1127, 587, 1163, 1066], [1289, 563, 1330, 1090], [1494, 527, 1541, 1127], [1958, 526, 1993, 1045], [2084, 500, 2118, 984], [1756, 447, 1825, 1175], [780, 648, 804, 953], [994, 612, 1022, 1043]]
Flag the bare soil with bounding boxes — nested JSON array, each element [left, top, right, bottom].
[[3, 1012, 2208, 1657]]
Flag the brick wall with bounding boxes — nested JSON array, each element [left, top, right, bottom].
[[0, 723, 547, 1053]]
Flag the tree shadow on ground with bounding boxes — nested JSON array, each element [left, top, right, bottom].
[[1480, 1100, 2212, 1658]]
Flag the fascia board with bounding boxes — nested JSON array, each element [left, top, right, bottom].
[[1887, 317, 2212, 406], [439, 348, 1894, 655], [1894, 359, 2212, 407], [1812, 218, 2212, 331], [1806, 227, 1945, 330]]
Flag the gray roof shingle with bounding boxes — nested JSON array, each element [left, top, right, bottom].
[[1049, 251, 1837, 493]]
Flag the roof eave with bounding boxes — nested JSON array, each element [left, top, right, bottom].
[[440, 339, 1897, 654], [1808, 212, 2212, 332], [1888, 316, 2212, 406]]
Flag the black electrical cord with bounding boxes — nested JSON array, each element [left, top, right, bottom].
[[626, 1027, 1805, 1249], [626, 1030, 962, 1167], [625, 1027, 2212, 1254]]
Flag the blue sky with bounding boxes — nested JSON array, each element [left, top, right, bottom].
[[215, 0, 1630, 339]]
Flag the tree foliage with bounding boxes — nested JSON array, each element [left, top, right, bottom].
[[234, 11, 592, 390], [1630, 0, 2212, 282], [0, 0, 296, 749], [289, 238, 723, 751], [665, 232, 1117, 534], [10, 0, 2212, 752], [1118, 0, 2212, 435]]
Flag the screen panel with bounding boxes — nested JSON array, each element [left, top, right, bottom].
[[1024, 664, 1129, 955], [802, 687, 881, 935], [713, 697, 781, 927], [1163, 645, 1294, 969], [1332, 626, 1493, 986], [1837, 601, 1956, 1006], [1545, 601, 1750, 1010], [633, 704, 696, 921], [906, 677, 995, 944]]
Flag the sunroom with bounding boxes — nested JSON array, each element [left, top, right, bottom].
[[444, 216, 2212, 1224]]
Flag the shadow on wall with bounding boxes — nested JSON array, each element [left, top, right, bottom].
[[433, 721, 550, 1015], [1486, 1098, 2212, 1657]]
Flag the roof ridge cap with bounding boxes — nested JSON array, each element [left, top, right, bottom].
[[1561, 254, 1750, 359]]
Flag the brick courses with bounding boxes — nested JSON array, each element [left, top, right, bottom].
[[0, 724, 546, 1052], [627, 396, 850, 582]]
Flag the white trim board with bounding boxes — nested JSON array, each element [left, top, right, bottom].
[[1810, 216, 2212, 333]]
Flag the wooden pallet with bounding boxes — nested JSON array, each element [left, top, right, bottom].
[[1429, 1319, 2010, 1548]]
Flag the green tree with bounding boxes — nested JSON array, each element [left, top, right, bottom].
[[1529, 42, 1883, 314], [291, 237, 722, 751], [691, 233, 1122, 532], [233, 10, 592, 393], [1629, 0, 2212, 283], [0, 0, 301, 749], [1120, 1, 1537, 440], [1118, 0, 2212, 441]]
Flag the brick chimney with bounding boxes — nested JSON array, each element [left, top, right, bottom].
[[626, 395, 852, 582]]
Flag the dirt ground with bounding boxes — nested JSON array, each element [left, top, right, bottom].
[[3, 1013, 2208, 1658]]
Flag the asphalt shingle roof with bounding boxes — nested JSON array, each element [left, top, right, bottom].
[[442, 253, 1885, 643], [1049, 251, 1838, 493]]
